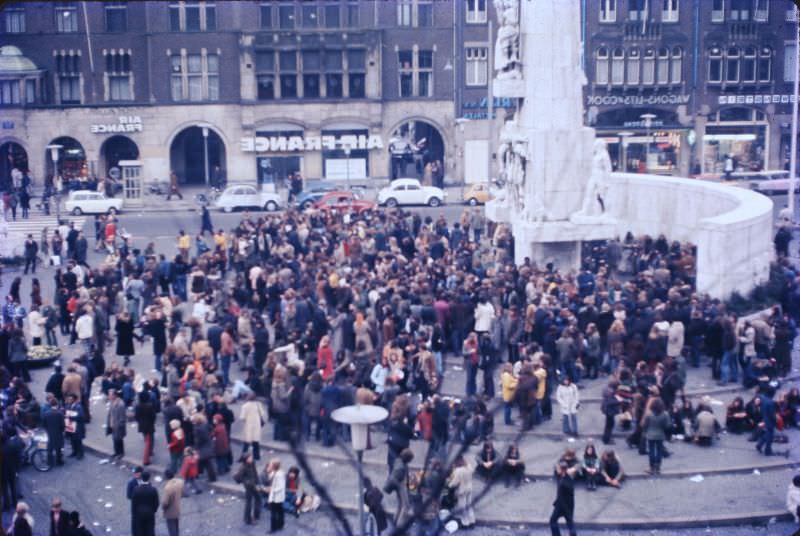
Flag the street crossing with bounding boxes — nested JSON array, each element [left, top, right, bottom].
[[6, 213, 87, 241]]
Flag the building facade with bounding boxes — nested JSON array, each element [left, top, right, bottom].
[[584, 0, 797, 176], [0, 1, 464, 189]]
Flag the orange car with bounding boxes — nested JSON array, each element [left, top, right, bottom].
[[462, 183, 492, 205], [313, 191, 377, 213]]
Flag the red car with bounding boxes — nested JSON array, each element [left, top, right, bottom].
[[312, 191, 377, 213]]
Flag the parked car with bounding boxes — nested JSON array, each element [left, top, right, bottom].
[[295, 181, 340, 210], [377, 178, 446, 207], [214, 184, 282, 212], [462, 183, 491, 205], [64, 190, 124, 215], [748, 171, 798, 195], [313, 191, 376, 213]]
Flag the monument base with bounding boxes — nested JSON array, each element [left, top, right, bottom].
[[512, 219, 617, 271], [493, 77, 525, 99]]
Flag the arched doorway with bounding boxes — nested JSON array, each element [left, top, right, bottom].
[[100, 135, 139, 177], [45, 136, 86, 181], [169, 126, 226, 186], [389, 119, 445, 183], [0, 141, 28, 191]]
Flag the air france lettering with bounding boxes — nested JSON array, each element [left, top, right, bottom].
[[240, 134, 384, 152]]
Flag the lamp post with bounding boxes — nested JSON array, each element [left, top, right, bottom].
[[617, 131, 634, 172], [640, 113, 656, 173], [46, 144, 63, 220], [343, 146, 352, 192], [331, 404, 388, 536]]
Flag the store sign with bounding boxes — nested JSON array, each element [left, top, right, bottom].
[[240, 134, 384, 153], [717, 94, 796, 105], [90, 116, 143, 134], [462, 97, 516, 110], [586, 94, 691, 106], [1, 120, 14, 129], [623, 119, 666, 128]]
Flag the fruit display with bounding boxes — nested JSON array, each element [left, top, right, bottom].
[[27, 345, 61, 368]]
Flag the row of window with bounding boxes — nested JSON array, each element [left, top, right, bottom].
[[254, 48, 366, 100], [598, 0, 770, 24], [707, 46, 773, 84], [595, 46, 684, 86]]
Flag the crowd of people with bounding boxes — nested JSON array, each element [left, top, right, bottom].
[[1, 195, 800, 535]]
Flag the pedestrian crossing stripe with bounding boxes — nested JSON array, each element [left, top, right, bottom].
[[6, 216, 87, 238]]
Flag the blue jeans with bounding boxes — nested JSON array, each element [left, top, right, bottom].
[[690, 335, 703, 367], [220, 354, 232, 386], [304, 414, 320, 441], [465, 361, 478, 397], [647, 439, 664, 470], [756, 426, 774, 455], [721, 350, 738, 383], [433, 351, 443, 377], [154, 353, 163, 372], [504, 401, 514, 425], [562, 414, 578, 435]]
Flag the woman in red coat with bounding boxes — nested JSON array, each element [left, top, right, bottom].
[[317, 335, 334, 381]]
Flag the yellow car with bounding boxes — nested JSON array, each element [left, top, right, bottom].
[[463, 182, 491, 205]]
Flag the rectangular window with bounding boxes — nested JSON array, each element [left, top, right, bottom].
[[303, 74, 320, 98], [171, 55, 183, 100], [628, 0, 645, 21], [279, 4, 295, 28], [280, 74, 297, 98], [255, 49, 275, 100], [670, 53, 682, 83], [324, 50, 342, 70], [399, 49, 413, 96], [731, 0, 750, 20], [418, 49, 433, 97], [169, 4, 181, 30], [256, 51, 275, 72], [170, 2, 215, 31], [465, 46, 488, 86], [627, 51, 640, 84], [642, 50, 655, 84], [657, 52, 669, 83], [279, 50, 297, 98], [205, 3, 216, 30], [106, 52, 132, 101], [346, 1, 359, 26], [784, 44, 796, 82], [302, 4, 318, 28], [466, 0, 487, 23], [662, 0, 678, 22], [280, 50, 297, 71], [712, 0, 724, 21], [105, 2, 127, 32], [596, 53, 609, 84], [611, 51, 625, 85], [57, 53, 81, 103], [187, 54, 202, 100], [417, 1, 433, 26], [742, 52, 756, 82], [347, 49, 365, 70], [260, 2, 272, 28], [726, 55, 740, 82], [303, 50, 320, 98], [324, 3, 340, 27], [398, 1, 412, 26], [25, 79, 35, 103], [349, 73, 365, 97], [400, 72, 413, 97], [302, 50, 320, 70], [758, 52, 771, 82], [4, 8, 25, 33], [347, 49, 365, 98], [257, 75, 275, 99], [325, 73, 342, 97], [207, 53, 219, 100], [55, 3, 78, 33], [171, 52, 217, 101], [0, 81, 20, 104], [709, 56, 722, 82], [599, 0, 616, 22], [754, 0, 768, 21], [185, 4, 201, 31]]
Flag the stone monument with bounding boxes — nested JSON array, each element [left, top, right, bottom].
[[486, 0, 617, 268]]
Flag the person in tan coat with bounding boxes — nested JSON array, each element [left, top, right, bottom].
[[61, 365, 82, 403], [161, 469, 184, 536]]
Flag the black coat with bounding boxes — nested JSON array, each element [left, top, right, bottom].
[[50, 509, 71, 536], [45, 372, 65, 400], [144, 317, 167, 356], [115, 317, 136, 356], [135, 401, 157, 435], [131, 482, 159, 520], [42, 407, 65, 449], [193, 420, 214, 460]]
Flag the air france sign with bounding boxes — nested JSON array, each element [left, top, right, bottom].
[[91, 115, 143, 134], [240, 134, 384, 153]]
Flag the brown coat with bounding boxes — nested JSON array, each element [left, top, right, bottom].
[[161, 477, 184, 520], [62, 373, 82, 402]]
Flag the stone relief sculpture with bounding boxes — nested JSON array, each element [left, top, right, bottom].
[[493, 0, 521, 80], [571, 139, 612, 222]]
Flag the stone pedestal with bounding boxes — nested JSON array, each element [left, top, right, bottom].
[[493, 77, 525, 99], [512, 219, 617, 269]]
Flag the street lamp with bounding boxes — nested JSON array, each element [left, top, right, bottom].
[[343, 146, 352, 193], [617, 131, 634, 172], [46, 144, 63, 220], [331, 404, 388, 536], [200, 125, 210, 187], [640, 113, 656, 173]]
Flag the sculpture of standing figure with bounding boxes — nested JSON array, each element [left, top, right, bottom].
[[493, 0, 521, 80], [571, 139, 612, 222]]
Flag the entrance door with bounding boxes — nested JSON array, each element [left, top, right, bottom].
[[257, 156, 301, 189]]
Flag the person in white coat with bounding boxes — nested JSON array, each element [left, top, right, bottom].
[[556, 376, 580, 437], [265, 458, 286, 532], [239, 393, 265, 461], [474, 296, 495, 334], [26, 305, 46, 346], [666, 321, 684, 360], [447, 455, 476, 529], [787, 474, 800, 523]]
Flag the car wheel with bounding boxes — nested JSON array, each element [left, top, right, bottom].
[[107, 207, 117, 215], [428, 197, 442, 207], [265, 201, 278, 211], [385, 198, 398, 208], [468, 197, 478, 206], [71, 207, 83, 216], [223, 205, 233, 213], [301, 200, 313, 210]]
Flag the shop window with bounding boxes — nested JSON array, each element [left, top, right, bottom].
[[347, 2, 359, 27], [324, 2, 340, 28], [321, 128, 369, 180], [278, 4, 295, 28], [595, 47, 609, 85], [169, 2, 215, 32], [301, 4, 318, 28], [105, 50, 132, 101], [55, 3, 78, 33], [670, 46, 682, 83], [754, 0, 768, 21], [726, 47, 740, 82], [628, 0, 646, 21], [465, 46, 488, 86], [599, 0, 616, 22], [642, 47, 655, 84], [105, 2, 127, 32], [731, 0, 750, 20], [742, 46, 757, 83], [260, 2, 273, 28], [712, 0, 724, 21], [56, 51, 81, 104], [347, 49, 366, 98], [662, 0, 678, 22], [784, 44, 796, 82], [170, 51, 219, 101], [708, 46, 722, 83], [758, 46, 772, 82], [466, 0, 487, 23], [4, 8, 25, 33], [611, 48, 625, 85], [627, 48, 640, 84]]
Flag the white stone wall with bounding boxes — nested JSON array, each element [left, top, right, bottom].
[[605, 173, 774, 299]]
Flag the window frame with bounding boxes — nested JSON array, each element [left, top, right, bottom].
[[670, 46, 683, 83], [642, 47, 656, 85], [465, 46, 488, 87], [754, 0, 768, 21], [611, 47, 625, 86], [662, 0, 679, 22], [595, 47, 609, 85], [708, 46, 723, 83], [170, 50, 220, 102], [725, 46, 740, 83], [105, 50, 133, 101], [104, 2, 127, 32], [55, 2, 79, 33], [599, 0, 617, 22], [466, 0, 487, 24], [711, 0, 724, 21], [169, 1, 216, 32], [742, 46, 757, 83], [4, 7, 25, 34], [626, 47, 640, 84], [260, 2, 273, 29], [757, 46, 772, 82]]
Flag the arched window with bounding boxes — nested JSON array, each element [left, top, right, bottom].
[[670, 46, 683, 83], [611, 47, 625, 85], [596, 47, 609, 85], [708, 46, 722, 83], [742, 46, 757, 82], [726, 46, 740, 82], [627, 47, 640, 84], [643, 47, 655, 84], [758, 45, 772, 82], [657, 46, 670, 84]]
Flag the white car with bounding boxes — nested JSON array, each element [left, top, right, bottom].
[[64, 190, 123, 215], [214, 184, 282, 212], [377, 178, 446, 207]]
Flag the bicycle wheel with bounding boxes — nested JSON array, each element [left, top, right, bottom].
[[31, 449, 52, 472]]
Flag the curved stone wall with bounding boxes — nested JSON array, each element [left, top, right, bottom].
[[605, 173, 774, 298]]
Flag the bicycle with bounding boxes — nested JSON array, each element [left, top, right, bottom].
[[20, 428, 52, 472]]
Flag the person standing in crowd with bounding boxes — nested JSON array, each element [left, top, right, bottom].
[[23, 234, 38, 275], [42, 398, 65, 467], [556, 376, 580, 437], [107, 388, 127, 460], [239, 392, 265, 461], [265, 458, 286, 532], [135, 390, 157, 466], [64, 393, 85, 459], [234, 453, 261, 525], [161, 469, 184, 536], [131, 471, 159, 536], [49, 497, 70, 536], [643, 398, 671, 475], [167, 171, 183, 201], [549, 461, 578, 536]]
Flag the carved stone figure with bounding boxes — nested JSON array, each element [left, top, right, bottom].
[[572, 139, 612, 221], [493, 0, 521, 80]]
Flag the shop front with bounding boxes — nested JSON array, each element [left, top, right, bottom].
[[702, 107, 768, 174]]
